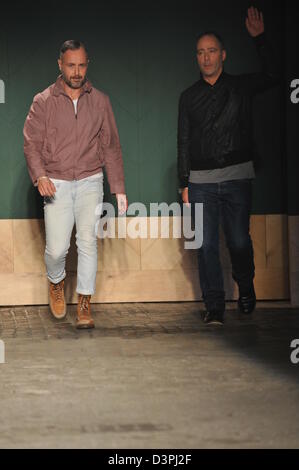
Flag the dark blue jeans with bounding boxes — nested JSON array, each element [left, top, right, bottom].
[[188, 179, 255, 312]]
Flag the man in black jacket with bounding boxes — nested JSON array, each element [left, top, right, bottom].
[[177, 7, 279, 325]]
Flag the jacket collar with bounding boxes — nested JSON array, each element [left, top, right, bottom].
[[53, 75, 92, 97], [200, 70, 227, 87]]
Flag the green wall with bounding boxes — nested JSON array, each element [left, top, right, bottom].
[[0, 0, 289, 218]]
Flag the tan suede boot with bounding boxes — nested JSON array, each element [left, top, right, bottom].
[[76, 294, 95, 329], [49, 279, 66, 319]]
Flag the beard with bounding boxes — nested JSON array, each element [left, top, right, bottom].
[[200, 65, 216, 75], [61, 71, 87, 89]]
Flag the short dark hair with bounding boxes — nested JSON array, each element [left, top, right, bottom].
[[196, 31, 225, 51], [59, 40, 88, 58]]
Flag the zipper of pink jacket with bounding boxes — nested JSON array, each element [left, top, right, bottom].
[[60, 89, 84, 181]]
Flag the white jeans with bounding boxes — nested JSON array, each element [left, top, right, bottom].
[[44, 173, 104, 295]]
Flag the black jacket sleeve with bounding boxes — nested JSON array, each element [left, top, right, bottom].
[[177, 92, 191, 188], [240, 32, 281, 94]]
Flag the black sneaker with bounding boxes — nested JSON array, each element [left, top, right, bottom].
[[203, 310, 224, 325], [238, 291, 256, 315]]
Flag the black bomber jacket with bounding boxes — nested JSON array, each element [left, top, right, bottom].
[[177, 33, 280, 188]]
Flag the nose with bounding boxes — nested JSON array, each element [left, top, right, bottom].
[[204, 52, 210, 62]]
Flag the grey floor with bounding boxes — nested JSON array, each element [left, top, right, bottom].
[[0, 301, 299, 449]]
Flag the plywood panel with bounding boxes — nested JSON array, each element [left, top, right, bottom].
[[288, 216, 299, 274], [0, 220, 13, 273], [141, 238, 197, 270], [13, 219, 45, 273], [0, 267, 289, 306], [254, 268, 289, 299], [0, 273, 48, 305], [266, 215, 289, 269], [250, 215, 267, 268], [0, 216, 291, 305], [288, 215, 299, 306]]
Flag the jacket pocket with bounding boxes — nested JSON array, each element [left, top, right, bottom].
[[42, 128, 57, 161]]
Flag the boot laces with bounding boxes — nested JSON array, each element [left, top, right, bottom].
[[80, 296, 90, 313], [52, 282, 63, 302]]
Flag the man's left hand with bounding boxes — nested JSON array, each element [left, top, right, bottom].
[[116, 193, 128, 216], [246, 6, 264, 37]]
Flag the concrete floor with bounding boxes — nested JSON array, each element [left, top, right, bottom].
[[0, 301, 299, 449]]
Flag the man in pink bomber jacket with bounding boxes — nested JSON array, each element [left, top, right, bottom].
[[24, 40, 127, 329]]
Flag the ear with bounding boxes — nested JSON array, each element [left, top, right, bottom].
[[222, 49, 227, 62], [58, 58, 62, 71]]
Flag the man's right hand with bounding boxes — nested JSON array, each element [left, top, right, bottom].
[[181, 187, 190, 207], [37, 176, 56, 197]]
